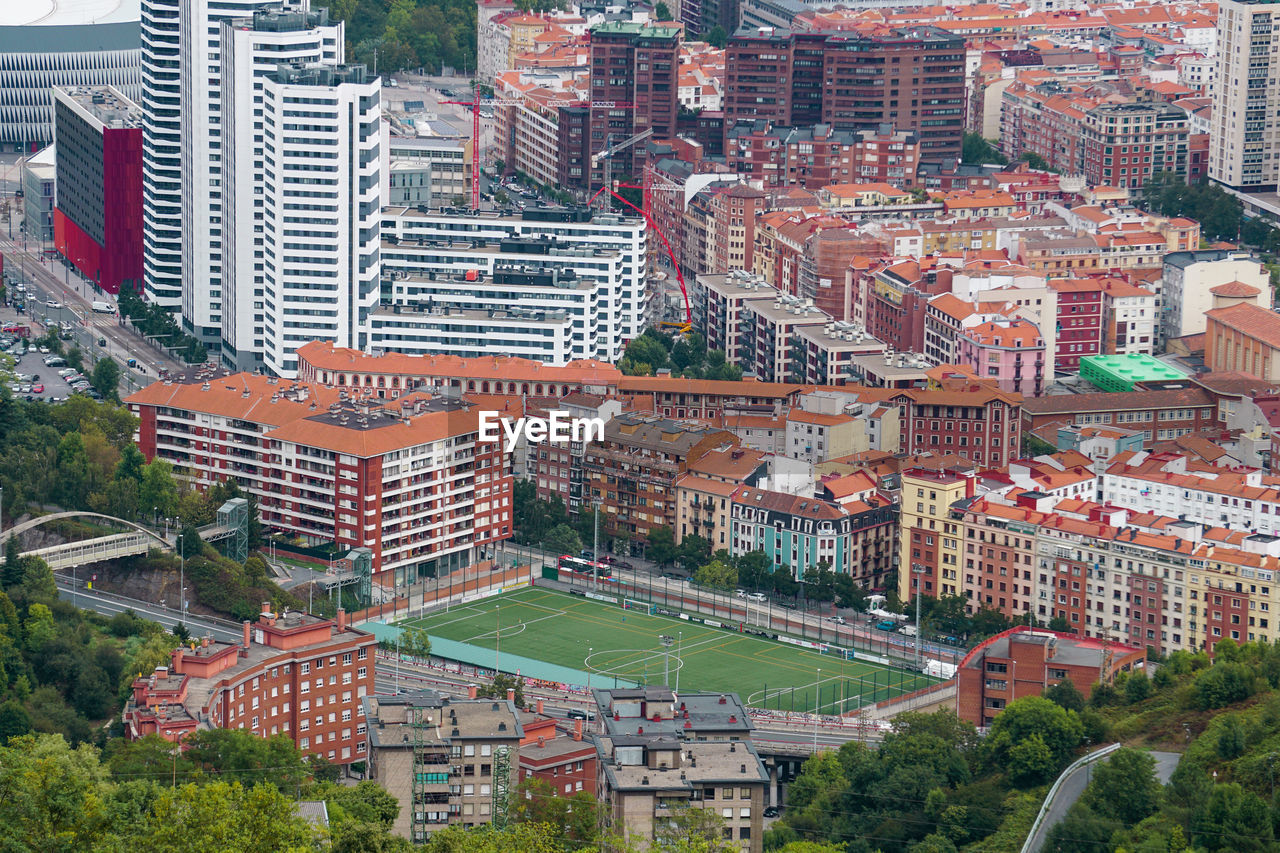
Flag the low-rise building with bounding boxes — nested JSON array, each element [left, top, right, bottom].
[[363, 690, 524, 842], [957, 628, 1144, 727], [1206, 303, 1280, 381], [123, 605, 376, 766]]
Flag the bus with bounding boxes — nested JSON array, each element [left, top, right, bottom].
[[558, 554, 612, 579]]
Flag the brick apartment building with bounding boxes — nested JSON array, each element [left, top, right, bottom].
[[957, 628, 1144, 727], [518, 712, 597, 797], [583, 414, 738, 548], [1020, 386, 1220, 443], [891, 384, 1024, 468], [123, 605, 377, 766], [364, 691, 523, 841], [127, 369, 513, 590], [724, 27, 965, 162], [1048, 279, 1105, 371], [726, 122, 921, 190], [584, 22, 680, 187]]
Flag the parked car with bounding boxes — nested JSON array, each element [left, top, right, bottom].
[[875, 619, 899, 632], [46, 299, 62, 309], [747, 592, 767, 602], [97, 337, 107, 347], [763, 807, 780, 819], [31, 383, 43, 393], [566, 709, 595, 721], [37, 346, 49, 354], [827, 616, 847, 625], [734, 589, 746, 598]]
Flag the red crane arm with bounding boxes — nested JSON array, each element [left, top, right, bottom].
[[588, 185, 692, 328]]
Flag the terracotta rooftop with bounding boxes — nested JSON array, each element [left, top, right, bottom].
[[1207, 303, 1280, 349], [1210, 281, 1262, 298]]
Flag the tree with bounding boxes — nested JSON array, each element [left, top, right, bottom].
[[1124, 670, 1152, 704], [545, 524, 582, 556], [984, 696, 1083, 784], [1044, 803, 1121, 853], [90, 357, 121, 400], [655, 0, 672, 19], [654, 803, 734, 851], [178, 524, 203, 560], [139, 457, 179, 520], [1084, 748, 1162, 826], [694, 558, 737, 590], [511, 778, 599, 845], [735, 550, 770, 591], [705, 25, 727, 48], [961, 132, 1007, 166], [646, 525, 677, 566], [676, 534, 711, 572], [65, 346, 83, 372], [0, 734, 109, 847], [1043, 678, 1085, 712], [477, 673, 524, 708], [399, 626, 432, 660], [1019, 151, 1052, 171], [125, 781, 319, 852], [1193, 783, 1274, 852]]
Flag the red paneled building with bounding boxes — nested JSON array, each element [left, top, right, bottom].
[[52, 85, 142, 295]]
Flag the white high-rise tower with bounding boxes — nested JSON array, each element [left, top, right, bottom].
[[1211, 0, 1280, 193], [220, 6, 344, 370], [259, 63, 381, 377]]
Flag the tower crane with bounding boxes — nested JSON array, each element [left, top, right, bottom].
[[443, 82, 633, 210], [590, 127, 654, 210]]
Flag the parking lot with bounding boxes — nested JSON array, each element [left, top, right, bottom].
[[2, 347, 87, 402]]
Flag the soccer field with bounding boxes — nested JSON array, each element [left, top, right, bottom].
[[397, 587, 934, 714]]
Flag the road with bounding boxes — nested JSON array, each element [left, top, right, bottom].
[[1026, 750, 1181, 853], [1, 231, 182, 395]]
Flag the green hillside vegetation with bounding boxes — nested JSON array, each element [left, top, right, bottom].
[[766, 637, 1280, 853], [314, 0, 478, 76]]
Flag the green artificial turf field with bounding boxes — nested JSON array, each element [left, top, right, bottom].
[[396, 586, 934, 713]]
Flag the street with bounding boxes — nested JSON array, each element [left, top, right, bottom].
[[1, 230, 183, 396]]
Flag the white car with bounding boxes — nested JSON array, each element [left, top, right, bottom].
[[747, 592, 768, 602], [734, 589, 746, 598], [47, 300, 62, 309], [38, 346, 49, 354]]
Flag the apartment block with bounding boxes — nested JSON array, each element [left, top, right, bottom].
[[957, 628, 1145, 727], [1211, 0, 1280, 192], [381, 206, 648, 364], [583, 414, 739, 548], [126, 369, 512, 590], [51, 86, 143, 295], [724, 28, 965, 162], [898, 467, 974, 603], [123, 605, 377, 766], [1021, 387, 1220, 444], [588, 22, 680, 181], [364, 691, 523, 841], [892, 384, 1024, 469], [1163, 249, 1271, 341]]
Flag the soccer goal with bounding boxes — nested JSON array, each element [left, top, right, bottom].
[[622, 598, 657, 614]]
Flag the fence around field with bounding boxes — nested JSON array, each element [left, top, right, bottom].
[[350, 562, 535, 625]]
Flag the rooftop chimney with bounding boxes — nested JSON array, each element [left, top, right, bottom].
[[507, 688, 516, 703], [467, 684, 479, 699], [242, 620, 252, 649], [536, 699, 544, 715], [573, 720, 583, 741], [336, 607, 347, 631], [170, 648, 183, 675]]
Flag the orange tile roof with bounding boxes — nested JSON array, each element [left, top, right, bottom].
[[787, 409, 852, 427], [296, 341, 622, 386], [126, 373, 340, 425], [1210, 281, 1262, 298], [1207, 303, 1280, 349]]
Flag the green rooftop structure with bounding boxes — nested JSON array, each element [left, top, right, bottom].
[[1080, 354, 1189, 392]]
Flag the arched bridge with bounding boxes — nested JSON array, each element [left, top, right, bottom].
[[4, 511, 239, 571]]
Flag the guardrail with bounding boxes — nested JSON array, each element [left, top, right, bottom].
[[1020, 742, 1121, 853]]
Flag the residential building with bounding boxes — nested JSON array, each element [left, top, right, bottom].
[[1079, 101, 1190, 192], [595, 735, 767, 853], [957, 628, 1144, 727], [738, 295, 828, 383], [1021, 387, 1220, 444], [123, 605, 377, 765], [584, 415, 738, 549], [295, 341, 623, 398], [1206, 303, 1280, 380], [519, 718, 597, 797], [364, 691, 523, 841], [693, 272, 776, 364], [385, 135, 472, 207], [126, 370, 512, 590], [381, 206, 648, 364], [1163, 249, 1271, 340], [898, 467, 973, 603], [955, 319, 1047, 398], [51, 85, 143, 295], [1210, 0, 1280, 192], [893, 384, 1024, 468], [169, 0, 342, 348], [588, 22, 680, 182], [530, 393, 625, 514], [724, 28, 965, 162], [1047, 279, 1104, 372], [618, 376, 806, 424], [1101, 280, 1157, 357], [20, 147, 55, 243]]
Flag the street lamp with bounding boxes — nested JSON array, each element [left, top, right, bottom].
[[587, 647, 593, 691], [495, 604, 501, 676], [813, 667, 822, 753], [177, 533, 185, 622], [675, 631, 682, 693], [71, 564, 78, 607], [659, 635, 674, 687], [913, 564, 926, 668]]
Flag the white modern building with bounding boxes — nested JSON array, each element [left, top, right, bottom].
[[380, 206, 648, 363], [1162, 249, 1271, 341], [219, 5, 347, 371], [369, 301, 575, 362], [259, 63, 381, 377], [1210, 0, 1280, 193], [0, 0, 142, 151]]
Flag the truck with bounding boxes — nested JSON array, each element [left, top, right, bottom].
[[2, 324, 30, 338], [901, 625, 918, 637], [92, 301, 113, 313]]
